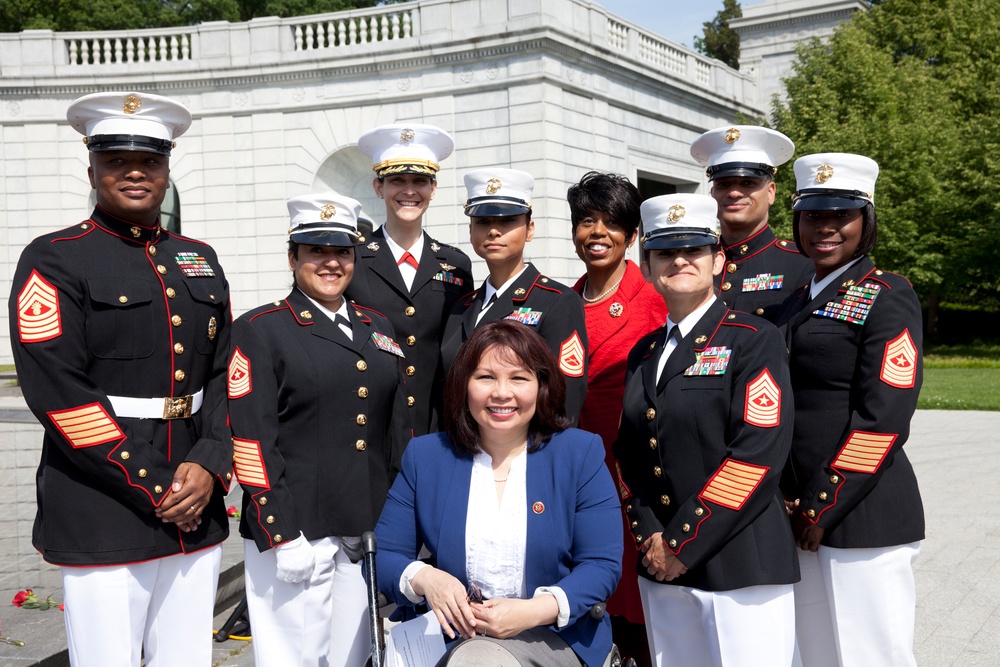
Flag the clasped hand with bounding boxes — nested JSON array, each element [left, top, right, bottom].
[[154, 462, 214, 532], [641, 532, 687, 581]]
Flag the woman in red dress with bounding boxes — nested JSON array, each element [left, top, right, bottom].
[[568, 172, 666, 667]]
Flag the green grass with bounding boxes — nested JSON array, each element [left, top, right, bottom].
[[919, 343, 1000, 410]]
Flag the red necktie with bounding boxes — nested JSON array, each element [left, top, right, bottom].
[[397, 251, 418, 269]]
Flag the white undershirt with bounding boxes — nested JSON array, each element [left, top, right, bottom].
[[655, 296, 717, 384], [299, 290, 353, 340], [809, 257, 864, 299], [478, 264, 529, 324], [382, 229, 425, 291]]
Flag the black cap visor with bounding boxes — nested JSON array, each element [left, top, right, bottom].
[[465, 201, 530, 218], [706, 162, 776, 181], [792, 189, 869, 211], [643, 228, 719, 250], [290, 230, 359, 247], [86, 134, 173, 156]]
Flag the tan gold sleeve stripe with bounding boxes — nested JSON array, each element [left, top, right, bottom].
[[699, 459, 769, 511], [832, 431, 897, 474], [48, 403, 124, 449], [233, 437, 270, 489]]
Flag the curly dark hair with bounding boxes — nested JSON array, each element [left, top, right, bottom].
[[566, 171, 641, 239]]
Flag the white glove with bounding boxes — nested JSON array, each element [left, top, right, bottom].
[[275, 532, 315, 584]]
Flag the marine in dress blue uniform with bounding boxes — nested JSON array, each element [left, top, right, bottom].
[[778, 153, 923, 667], [9, 92, 232, 667], [345, 124, 473, 435], [614, 194, 798, 667], [691, 125, 813, 322], [229, 194, 413, 667], [440, 169, 588, 422]]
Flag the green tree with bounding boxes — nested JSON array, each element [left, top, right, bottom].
[[0, 0, 386, 32], [694, 0, 742, 69], [771, 0, 1000, 322]]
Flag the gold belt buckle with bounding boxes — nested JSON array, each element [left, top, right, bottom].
[[162, 395, 193, 420]]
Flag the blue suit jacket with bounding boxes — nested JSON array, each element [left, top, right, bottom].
[[375, 429, 622, 667]]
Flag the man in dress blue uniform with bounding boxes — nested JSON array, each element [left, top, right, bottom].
[[691, 125, 813, 322], [345, 124, 473, 435], [8, 92, 232, 666]]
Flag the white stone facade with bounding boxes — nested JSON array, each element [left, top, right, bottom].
[[1, 0, 769, 363]]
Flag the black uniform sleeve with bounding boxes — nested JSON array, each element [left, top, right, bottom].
[[542, 291, 588, 423], [9, 241, 182, 512], [799, 281, 922, 529]]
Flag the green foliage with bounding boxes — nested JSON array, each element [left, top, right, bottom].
[[771, 0, 1000, 309], [693, 0, 741, 69], [0, 0, 386, 32]]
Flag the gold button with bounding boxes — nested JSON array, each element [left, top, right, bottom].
[[404, 306, 416, 316], [148, 246, 157, 256], [226, 472, 232, 480], [166, 287, 176, 299], [681, 523, 690, 533], [694, 507, 704, 516], [875, 270, 884, 276], [722, 282, 732, 291], [274, 534, 283, 543], [358, 387, 369, 398], [660, 495, 670, 506], [806, 509, 816, 518], [756, 308, 764, 316], [818, 492, 828, 501], [121, 451, 130, 460], [739, 244, 749, 255], [154, 485, 163, 494], [727, 264, 737, 273], [174, 343, 184, 354], [631, 520, 638, 529], [210, 294, 215, 301], [356, 440, 367, 451], [653, 466, 662, 477], [174, 370, 186, 381], [259, 497, 268, 505], [356, 414, 367, 426], [171, 315, 182, 326], [118, 295, 128, 303], [356, 360, 367, 372], [157, 264, 167, 275], [646, 408, 656, 420], [266, 516, 275, 524], [406, 335, 416, 346], [138, 468, 147, 477], [830, 475, 839, 484], [649, 437, 657, 449], [273, 301, 282, 306], [635, 535, 643, 544], [407, 396, 415, 407], [668, 539, 678, 548], [626, 504, 633, 512], [541, 277, 549, 283], [728, 313, 736, 320], [405, 366, 415, 376]]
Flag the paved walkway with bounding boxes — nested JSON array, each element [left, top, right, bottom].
[[0, 406, 996, 665]]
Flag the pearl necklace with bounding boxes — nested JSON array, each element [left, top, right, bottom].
[[582, 275, 624, 303]]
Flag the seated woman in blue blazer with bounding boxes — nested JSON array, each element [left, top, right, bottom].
[[374, 320, 622, 667]]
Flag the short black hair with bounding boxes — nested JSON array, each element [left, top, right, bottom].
[[567, 171, 641, 239]]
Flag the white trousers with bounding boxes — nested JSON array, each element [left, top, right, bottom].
[[638, 577, 795, 667], [244, 536, 370, 667], [61, 545, 222, 667], [793, 543, 920, 667]]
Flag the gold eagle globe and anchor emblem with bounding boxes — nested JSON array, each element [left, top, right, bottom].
[[724, 127, 741, 144], [400, 127, 415, 143], [815, 164, 835, 184], [666, 205, 686, 222], [485, 178, 502, 195], [319, 203, 336, 220], [123, 95, 142, 115]]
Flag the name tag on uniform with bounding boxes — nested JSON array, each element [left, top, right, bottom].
[[814, 282, 881, 325], [174, 252, 216, 277], [742, 273, 784, 292], [684, 346, 732, 376], [371, 332, 405, 357], [432, 271, 464, 287], [505, 307, 542, 326]]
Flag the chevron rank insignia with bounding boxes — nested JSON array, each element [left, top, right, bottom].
[[880, 329, 917, 388], [745, 369, 780, 427], [558, 332, 585, 378], [832, 431, 897, 474], [699, 459, 768, 511], [228, 348, 252, 399], [684, 346, 731, 376], [371, 332, 405, 357], [17, 271, 62, 343], [48, 403, 124, 449], [505, 307, 542, 326], [233, 437, 270, 488]]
